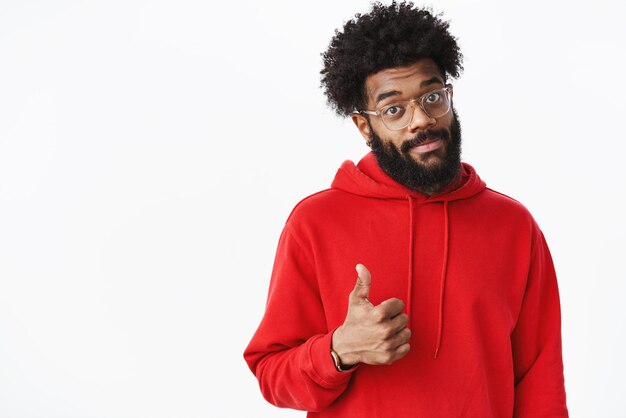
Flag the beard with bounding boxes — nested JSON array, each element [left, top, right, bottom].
[[368, 108, 463, 195]]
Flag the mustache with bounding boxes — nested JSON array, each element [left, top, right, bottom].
[[400, 128, 451, 153]]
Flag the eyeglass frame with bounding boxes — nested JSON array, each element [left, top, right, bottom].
[[354, 84, 453, 131]]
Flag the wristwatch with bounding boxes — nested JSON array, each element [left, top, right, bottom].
[[330, 348, 351, 372]]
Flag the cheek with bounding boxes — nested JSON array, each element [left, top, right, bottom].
[[371, 121, 416, 150], [378, 132, 406, 150], [436, 113, 454, 129], [389, 136, 407, 149]]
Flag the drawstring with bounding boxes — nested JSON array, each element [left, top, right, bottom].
[[406, 196, 415, 327], [434, 200, 450, 359]]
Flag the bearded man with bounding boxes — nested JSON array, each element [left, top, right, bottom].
[[244, 2, 569, 417]]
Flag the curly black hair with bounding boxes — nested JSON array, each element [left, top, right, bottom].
[[321, 1, 463, 117]]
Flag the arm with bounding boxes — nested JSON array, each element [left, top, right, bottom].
[[511, 228, 569, 417], [243, 225, 356, 412], [244, 226, 411, 412]]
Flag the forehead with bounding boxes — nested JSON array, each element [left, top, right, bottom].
[[365, 58, 444, 104]]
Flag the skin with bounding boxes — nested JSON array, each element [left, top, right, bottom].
[[332, 58, 455, 368], [332, 264, 411, 367]]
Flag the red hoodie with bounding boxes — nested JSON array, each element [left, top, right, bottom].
[[244, 153, 568, 417]]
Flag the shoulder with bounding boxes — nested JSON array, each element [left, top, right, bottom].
[[285, 188, 354, 224], [281, 187, 375, 244], [480, 187, 532, 212], [473, 187, 541, 231]]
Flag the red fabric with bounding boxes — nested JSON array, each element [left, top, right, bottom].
[[244, 153, 568, 417]]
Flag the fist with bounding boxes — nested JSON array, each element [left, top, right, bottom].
[[331, 264, 411, 367]]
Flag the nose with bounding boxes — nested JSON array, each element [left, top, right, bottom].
[[407, 102, 436, 131]]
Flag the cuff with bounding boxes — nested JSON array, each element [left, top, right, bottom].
[[306, 330, 358, 388]]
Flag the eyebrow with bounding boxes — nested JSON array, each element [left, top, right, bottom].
[[374, 76, 444, 106]]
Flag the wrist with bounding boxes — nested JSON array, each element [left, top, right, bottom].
[[330, 348, 354, 372], [331, 326, 359, 369]]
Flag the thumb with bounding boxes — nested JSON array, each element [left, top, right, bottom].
[[350, 263, 372, 303]]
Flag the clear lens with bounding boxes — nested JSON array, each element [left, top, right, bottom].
[[382, 105, 408, 122], [423, 91, 450, 118]]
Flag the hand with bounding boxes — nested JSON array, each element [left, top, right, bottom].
[[331, 264, 411, 367]]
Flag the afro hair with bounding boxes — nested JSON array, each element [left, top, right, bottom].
[[320, 1, 463, 117]]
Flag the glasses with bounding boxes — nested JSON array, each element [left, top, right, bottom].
[[357, 85, 452, 131]]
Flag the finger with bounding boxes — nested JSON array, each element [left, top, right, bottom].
[[370, 340, 411, 365], [388, 313, 409, 335], [350, 263, 372, 304], [387, 327, 412, 349], [375, 297, 405, 319], [392, 342, 411, 361]]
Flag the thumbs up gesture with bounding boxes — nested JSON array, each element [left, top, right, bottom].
[[331, 264, 411, 368]]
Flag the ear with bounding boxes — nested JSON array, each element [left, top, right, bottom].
[[351, 113, 372, 144]]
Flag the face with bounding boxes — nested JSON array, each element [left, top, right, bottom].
[[352, 58, 462, 195]]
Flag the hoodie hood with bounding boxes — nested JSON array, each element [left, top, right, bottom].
[[331, 152, 485, 203], [331, 152, 486, 358]]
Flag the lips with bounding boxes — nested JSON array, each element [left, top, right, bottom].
[[410, 138, 444, 154], [400, 128, 450, 154], [399, 126, 452, 156], [416, 137, 440, 146]]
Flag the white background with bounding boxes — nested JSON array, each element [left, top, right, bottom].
[[1, 0, 625, 417]]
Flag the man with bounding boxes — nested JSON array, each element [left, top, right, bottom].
[[244, 2, 569, 417]]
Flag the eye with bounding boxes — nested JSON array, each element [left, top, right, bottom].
[[382, 104, 406, 118], [425, 92, 441, 103]]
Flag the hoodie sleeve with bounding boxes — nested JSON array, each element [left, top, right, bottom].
[[243, 224, 355, 412], [511, 227, 568, 417]]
